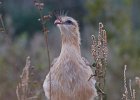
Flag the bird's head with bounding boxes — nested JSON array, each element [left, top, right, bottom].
[[54, 16, 79, 34], [54, 16, 81, 46]]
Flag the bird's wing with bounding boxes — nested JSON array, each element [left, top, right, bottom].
[[51, 57, 58, 67], [82, 57, 97, 82], [82, 57, 91, 67]]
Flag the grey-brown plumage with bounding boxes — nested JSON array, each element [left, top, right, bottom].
[[43, 16, 97, 100]]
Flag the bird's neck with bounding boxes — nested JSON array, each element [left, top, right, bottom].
[[60, 33, 81, 56]]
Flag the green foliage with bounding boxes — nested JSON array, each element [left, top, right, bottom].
[[86, 0, 106, 24]]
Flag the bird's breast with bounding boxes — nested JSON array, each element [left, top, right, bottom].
[[51, 57, 93, 91], [43, 52, 97, 100]]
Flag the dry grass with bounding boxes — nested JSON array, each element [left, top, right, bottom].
[[16, 56, 30, 100], [16, 57, 41, 100], [122, 65, 136, 100]]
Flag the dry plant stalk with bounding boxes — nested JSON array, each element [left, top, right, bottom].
[[91, 22, 108, 100], [129, 80, 136, 100], [0, 15, 5, 32], [33, 0, 52, 99], [16, 56, 30, 100], [122, 65, 136, 100], [135, 77, 140, 88], [122, 65, 129, 100], [0, 3, 11, 43]]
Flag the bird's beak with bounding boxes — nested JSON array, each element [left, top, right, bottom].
[[54, 19, 63, 25]]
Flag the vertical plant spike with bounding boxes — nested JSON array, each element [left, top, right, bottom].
[[122, 66, 137, 100], [16, 57, 30, 100], [91, 22, 108, 100], [16, 57, 41, 100], [123, 65, 128, 100], [129, 79, 133, 99]]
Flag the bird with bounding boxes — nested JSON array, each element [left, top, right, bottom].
[[43, 15, 97, 100]]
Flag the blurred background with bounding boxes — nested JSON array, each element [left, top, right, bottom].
[[0, 0, 140, 100]]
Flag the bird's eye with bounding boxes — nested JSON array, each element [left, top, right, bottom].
[[65, 20, 73, 25]]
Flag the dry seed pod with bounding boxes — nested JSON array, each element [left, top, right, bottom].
[[43, 15, 52, 20]]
